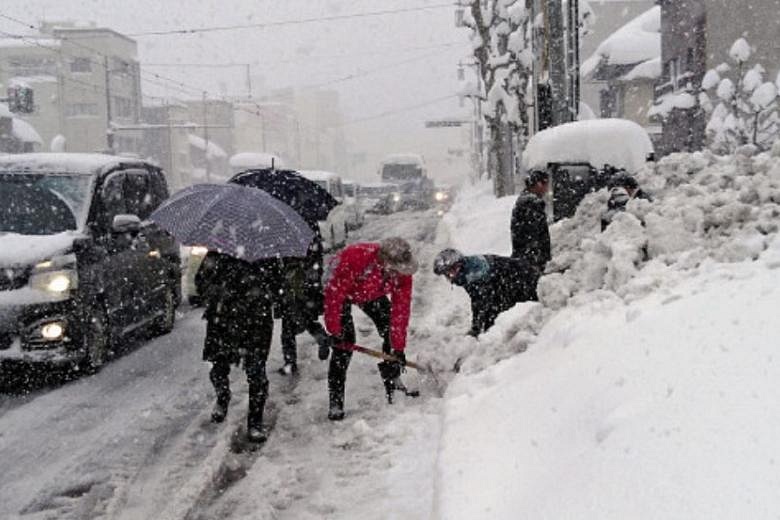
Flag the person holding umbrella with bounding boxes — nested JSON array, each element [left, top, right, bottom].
[[150, 183, 315, 443], [323, 237, 418, 421], [230, 169, 336, 375]]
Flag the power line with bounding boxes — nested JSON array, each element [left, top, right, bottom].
[[328, 94, 459, 128], [142, 41, 464, 68], [123, 3, 456, 37]]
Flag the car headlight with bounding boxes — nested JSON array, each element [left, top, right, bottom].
[[190, 246, 209, 257], [30, 269, 78, 294], [435, 191, 445, 202], [29, 254, 78, 295], [392, 193, 401, 202]]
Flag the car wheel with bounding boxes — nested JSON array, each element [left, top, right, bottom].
[[81, 307, 109, 373], [152, 285, 176, 335]]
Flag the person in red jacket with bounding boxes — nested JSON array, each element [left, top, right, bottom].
[[324, 237, 418, 420]]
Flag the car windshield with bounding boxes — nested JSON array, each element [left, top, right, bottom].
[[381, 164, 422, 182], [0, 173, 93, 235]]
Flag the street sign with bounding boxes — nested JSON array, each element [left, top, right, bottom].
[[424, 120, 468, 128]]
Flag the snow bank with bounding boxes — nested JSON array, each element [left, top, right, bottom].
[[524, 119, 654, 172], [431, 150, 780, 518], [437, 250, 780, 519]]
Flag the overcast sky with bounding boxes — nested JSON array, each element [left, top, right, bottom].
[[1, 0, 475, 182]]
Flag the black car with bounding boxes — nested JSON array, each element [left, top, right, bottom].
[[0, 153, 181, 372]]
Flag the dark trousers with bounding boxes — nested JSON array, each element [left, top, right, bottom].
[[328, 297, 391, 411], [281, 313, 328, 366], [208, 315, 273, 430]]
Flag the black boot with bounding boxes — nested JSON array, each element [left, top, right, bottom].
[[328, 349, 350, 420], [209, 361, 231, 423], [378, 361, 400, 404], [247, 364, 269, 443], [211, 394, 230, 423]]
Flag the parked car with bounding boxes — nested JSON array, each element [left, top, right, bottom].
[[299, 170, 359, 249], [360, 182, 400, 214], [228, 152, 285, 175], [0, 153, 181, 372], [523, 118, 655, 221]]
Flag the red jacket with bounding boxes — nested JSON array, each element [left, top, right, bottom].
[[324, 243, 413, 351]]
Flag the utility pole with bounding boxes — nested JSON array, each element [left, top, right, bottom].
[[547, 0, 570, 127], [202, 91, 211, 183], [104, 55, 114, 152], [566, 0, 581, 120]]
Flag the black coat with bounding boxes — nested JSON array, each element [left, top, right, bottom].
[[195, 252, 283, 363], [280, 227, 324, 330], [452, 255, 537, 336], [510, 192, 551, 275]]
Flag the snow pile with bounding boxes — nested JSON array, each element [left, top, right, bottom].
[[188, 134, 227, 159], [430, 150, 780, 518], [540, 149, 780, 310], [428, 150, 780, 518], [437, 246, 780, 519], [524, 119, 654, 172]]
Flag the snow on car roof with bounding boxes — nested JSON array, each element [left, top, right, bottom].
[[380, 153, 425, 165], [229, 152, 284, 169], [0, 153, 138, 175], [11, 118, 43, 145], [299, 170, 340, 182], [523, 119, 654, 173]]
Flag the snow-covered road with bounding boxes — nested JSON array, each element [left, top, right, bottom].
[[0, 211, 445, 520]]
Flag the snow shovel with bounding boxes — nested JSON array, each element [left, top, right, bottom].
[[335, 343, 426, 399]]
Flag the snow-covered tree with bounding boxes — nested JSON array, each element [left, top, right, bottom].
[[703, 38, 779, 154], [461, 0, 532, 197]]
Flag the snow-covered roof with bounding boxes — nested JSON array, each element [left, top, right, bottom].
[[581, 6, 660, 79], [524, 119, 654, 172], [229, 152, 284, 169], [380, 153, 425, 166], [0, 153, 131, 175], [11, 118, 43, 145], [188, 134, 227, 159], [299, 170, 341, 183], [622, 56, 662, 82], [0, 37, 60, 49]]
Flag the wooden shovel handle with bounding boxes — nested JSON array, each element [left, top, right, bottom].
[[335, 343, 426, 372]]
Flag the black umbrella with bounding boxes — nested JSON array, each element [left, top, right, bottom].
[[229, 169, 338, 225]]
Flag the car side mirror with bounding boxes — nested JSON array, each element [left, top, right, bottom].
[[112, 214, 142, 234]]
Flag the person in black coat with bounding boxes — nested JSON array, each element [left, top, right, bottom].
[[511, 169, 551, 278], [601, 173, 653, 231], [278, 227, 331, 376], [433, 249, 537, 337], [195, 251, 283, 443]]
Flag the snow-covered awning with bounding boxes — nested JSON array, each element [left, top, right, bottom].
[[582, 6, 660, 82], [188, 134, 227, 159], [12, 118, 43, 145]]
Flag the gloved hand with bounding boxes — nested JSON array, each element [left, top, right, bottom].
[[391, 350, 406, 373]]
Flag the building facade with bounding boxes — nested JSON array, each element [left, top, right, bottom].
[[0, 22, 142, 154], [654, 0, 780, 155]]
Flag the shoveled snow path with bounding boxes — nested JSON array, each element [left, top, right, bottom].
[[0, 211, 445, 520]]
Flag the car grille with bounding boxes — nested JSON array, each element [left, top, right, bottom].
[[0, 267, 29, 292]]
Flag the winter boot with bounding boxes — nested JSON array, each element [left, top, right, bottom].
[[247, 426, 268, 443], [211, 398, 229, 423], [328, 388, 345, 421], [377, 361, 400, 404]]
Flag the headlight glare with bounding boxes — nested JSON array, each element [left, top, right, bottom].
[[30, 269, 78, 294]]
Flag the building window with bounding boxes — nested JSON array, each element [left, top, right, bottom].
[[7, 56, 57, 76], [65, 103, 99, 117], [113, 97, 134, 119], [70, 57, 92, 73]]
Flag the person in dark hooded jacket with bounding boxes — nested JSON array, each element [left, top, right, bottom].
[[511, 169, 551, 278], [433, 249, 537, 336], [278, 228, 331, 376], [195, 251, 283, 443]]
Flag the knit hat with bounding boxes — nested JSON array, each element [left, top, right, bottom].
[[378, 237, 418, 275]]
